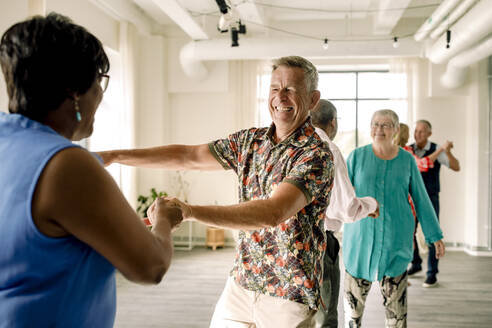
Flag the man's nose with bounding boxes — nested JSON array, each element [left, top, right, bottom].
[[278, 89, 289, 100]]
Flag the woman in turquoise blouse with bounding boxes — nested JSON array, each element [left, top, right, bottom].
[[342, 109, 445, 328]]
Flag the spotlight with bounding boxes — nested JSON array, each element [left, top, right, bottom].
[[322, 38, 329, 50], [216, 0, 233, 32], [230, 20, 246, 47], [218, 11, 233, 32], [393, 37, 399, 48], [231, 28, 239, 47], [238, 20, 246, 34]]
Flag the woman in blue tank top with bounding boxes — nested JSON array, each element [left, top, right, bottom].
[[0, 13, 182, 327]]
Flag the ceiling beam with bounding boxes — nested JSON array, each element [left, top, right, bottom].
[[235, 1, 266, 26], [89, 0, 152, 35], [373, 0, 412, 35], [149, 0, 208, 40]]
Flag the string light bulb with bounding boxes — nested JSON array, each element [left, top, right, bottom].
[[322, 38, 329, 50], [392, 37, 399, 48]]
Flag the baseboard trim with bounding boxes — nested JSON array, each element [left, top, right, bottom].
[[173, 235, 237, 249], [444, 242, 492, 256]]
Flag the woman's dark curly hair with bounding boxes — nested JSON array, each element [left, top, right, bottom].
[[0, 12, 109, 121]]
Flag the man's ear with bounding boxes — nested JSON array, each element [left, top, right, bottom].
[[309, 90, 321, 110], [330, 117, 337, 129]]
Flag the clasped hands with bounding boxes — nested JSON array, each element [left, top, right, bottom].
[[146, 197, 192, 231], [441, 140, 454, 153]]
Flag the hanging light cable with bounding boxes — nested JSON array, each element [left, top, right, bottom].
[[322, 38, 329, 50], [446, 29, 451, 49]]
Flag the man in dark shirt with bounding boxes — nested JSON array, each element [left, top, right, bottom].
[[408, 119, 460, 287]]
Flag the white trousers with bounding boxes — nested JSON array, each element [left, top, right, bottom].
[[210, 277, 316, 328]]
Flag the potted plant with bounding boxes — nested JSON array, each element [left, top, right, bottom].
[[136, 188, 168, 227]]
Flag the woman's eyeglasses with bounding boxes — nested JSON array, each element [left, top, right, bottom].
[[371, 122, 393, 130], [99, 74, 110, 93]]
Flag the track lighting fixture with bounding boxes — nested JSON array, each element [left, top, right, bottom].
[[393, 37, 399, 48], [215, 0, 247, 47]]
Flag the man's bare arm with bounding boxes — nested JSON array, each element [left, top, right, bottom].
[[97, 144, 223, 171], [444, 141, 460, 171], [427, 146, 445, 163], [446, 151, 460, 171], [167, 182, 310, 230]]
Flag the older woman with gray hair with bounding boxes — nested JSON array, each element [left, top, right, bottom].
[[342, 109, 445, 328]]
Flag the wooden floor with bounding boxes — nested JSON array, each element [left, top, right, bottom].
[[114, 247, 492, 328]]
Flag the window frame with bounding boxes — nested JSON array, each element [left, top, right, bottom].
[[318, 69, 391, 148]]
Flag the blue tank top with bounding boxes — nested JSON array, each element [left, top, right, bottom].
[[0, 112, 116, 327]]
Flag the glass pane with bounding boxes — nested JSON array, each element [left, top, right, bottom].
[[319, 72, 356, 99], [358, 72, 407, 99], [331, 100, 356, 159], [357, 100, 408, 147]]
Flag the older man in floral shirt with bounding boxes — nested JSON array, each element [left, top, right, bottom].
[[98, 56, 334, 327]]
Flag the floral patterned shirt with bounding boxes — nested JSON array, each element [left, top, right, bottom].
[[209, 118, 334, 309]]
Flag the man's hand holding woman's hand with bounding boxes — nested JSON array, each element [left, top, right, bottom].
[[368, 202, 380, 218], [147, 197, 183, 231]]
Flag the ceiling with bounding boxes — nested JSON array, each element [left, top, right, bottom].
[[124, 0, 492, 88], [132, 0, 441, 42]]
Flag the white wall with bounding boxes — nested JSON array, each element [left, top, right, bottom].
[[46, 0, 119, 51], [411, 59, 468, 246], [166, 54, 255, 244], [463, 59, 490, 250]]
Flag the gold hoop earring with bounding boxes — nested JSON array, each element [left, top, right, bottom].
[[74, 98, 81, 122]]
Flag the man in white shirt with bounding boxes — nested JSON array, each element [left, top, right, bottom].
[[311, 100, 379, 327]]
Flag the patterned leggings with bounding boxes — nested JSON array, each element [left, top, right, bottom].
[[343, 271, 407, 328]]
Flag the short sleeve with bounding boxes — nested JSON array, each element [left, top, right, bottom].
[[208, 131, 244, 171], [283, 149, 334, 204], [436, 145, 450, 167]]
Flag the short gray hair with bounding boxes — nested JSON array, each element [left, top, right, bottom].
[[272, 56, 318, 93], [416, 119, 432, 132], [371, 109, 399, 127], [312, 99, 336, 129]]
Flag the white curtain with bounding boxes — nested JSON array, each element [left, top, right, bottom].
[[228, 60, 267, 129], [389, 58, 420, 129], [118, 21, 138, 208]]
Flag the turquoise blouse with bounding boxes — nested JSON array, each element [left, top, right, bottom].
[[343, 144, 443, 281]]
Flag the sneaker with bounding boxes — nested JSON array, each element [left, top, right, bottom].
[[422, 276, 438, 288], [407, 265, 422, 276]]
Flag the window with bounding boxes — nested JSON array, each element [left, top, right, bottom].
[[319, 70, 407, 158], [86, 47, 127, 188]]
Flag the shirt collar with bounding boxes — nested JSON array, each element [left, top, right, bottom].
[[262, 117, 316, 147], [314, 127, 329, 141], [415, 140, 431, 151]]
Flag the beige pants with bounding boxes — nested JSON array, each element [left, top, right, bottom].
[[210, 277, 316, 328]]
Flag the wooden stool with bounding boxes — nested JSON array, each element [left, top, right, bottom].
[[206, 227, 224, 250]]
